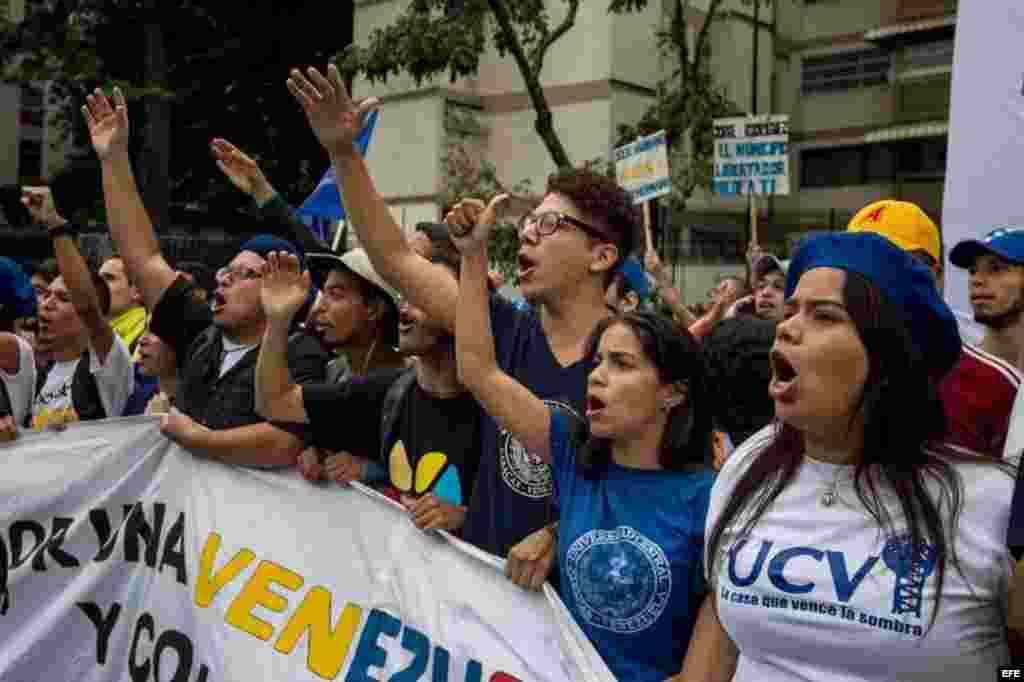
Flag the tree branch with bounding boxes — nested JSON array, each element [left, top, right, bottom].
[[487, 0, 572, 168], [530, 0, 580, 76], [692, 0, 725, 75], [487, 0, 535, 83]]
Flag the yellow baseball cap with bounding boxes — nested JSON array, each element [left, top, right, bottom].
[[847, 200, 941, 263]]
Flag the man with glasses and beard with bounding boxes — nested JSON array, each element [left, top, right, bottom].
[[82, 87, 326, 468]]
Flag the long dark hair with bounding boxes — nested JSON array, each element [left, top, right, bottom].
[[706, 272, 1012, 631], [575, 312, 713, 478]]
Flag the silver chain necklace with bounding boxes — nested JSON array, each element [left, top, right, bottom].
[[821, 470, 845, 507]]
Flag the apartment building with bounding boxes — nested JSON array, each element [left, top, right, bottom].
[[349, 1, 956, 298], [685, 0, 955, 260]]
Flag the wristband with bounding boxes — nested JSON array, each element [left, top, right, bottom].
[[46, 223, 77, 240]]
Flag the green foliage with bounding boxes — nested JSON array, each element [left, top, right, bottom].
[[0, 1, 351, 221], [615, 0, 739, 211], [441, 105, 532, 279]]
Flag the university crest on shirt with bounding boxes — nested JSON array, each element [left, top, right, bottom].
[[566, 526, 673, 634], [498, 399, 578, 499]]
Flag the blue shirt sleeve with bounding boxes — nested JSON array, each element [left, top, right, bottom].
[[548, 406, 579, 502]]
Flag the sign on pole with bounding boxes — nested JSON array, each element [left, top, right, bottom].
[[712, 115, 790, 196], [614, 130, 671, 205]]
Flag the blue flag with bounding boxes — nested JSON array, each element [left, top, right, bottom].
[[296, 110, 379, 222]]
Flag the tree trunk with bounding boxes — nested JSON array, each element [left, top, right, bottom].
[[139, 0, 171, 232], [486, 0, 573, 170], [531, 100, 572, 170]]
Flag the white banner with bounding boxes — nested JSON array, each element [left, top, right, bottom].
[[0, 418, 613, 682], [712, 115, 790, 196], [942, 3, 1024, 339], [614, 130, 672, 204]]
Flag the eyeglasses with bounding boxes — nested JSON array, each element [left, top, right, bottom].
[[517, 211, 608, 242], [215, 267, 263, 286]]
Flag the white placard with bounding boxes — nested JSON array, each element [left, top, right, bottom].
[[712, 115, 790, 196], [614, 130, 671, 204]]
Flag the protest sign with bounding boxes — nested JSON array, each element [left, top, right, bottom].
[[614, 130, 671, 205], [0, 418, 613, 682], [712, 115, 790, 197]]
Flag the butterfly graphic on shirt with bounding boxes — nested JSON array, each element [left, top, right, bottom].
[[388, 440, 463, 505]]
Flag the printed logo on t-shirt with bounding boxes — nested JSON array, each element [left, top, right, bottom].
[[499, 399, 577, 499], [720, 530, 937, 638], [566, 526, 672, 634], [388, 440, 464, 506]]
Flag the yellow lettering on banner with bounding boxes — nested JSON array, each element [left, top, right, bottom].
[[274, 586, 363, 679], [225, 560, 304, 641], [194, 532, 257, 608]]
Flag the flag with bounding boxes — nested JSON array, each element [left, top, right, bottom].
[[296, 109, 379, 222]]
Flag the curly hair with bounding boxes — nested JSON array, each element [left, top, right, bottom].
[[702, 317, 777, 444], [547, 168, 640, 263]]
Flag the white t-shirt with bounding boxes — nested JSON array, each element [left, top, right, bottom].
[[705, 425, 1014, 682], [31, 336, 134, 430], [218, 337, 258, 378], [0, 335, 37, 429]]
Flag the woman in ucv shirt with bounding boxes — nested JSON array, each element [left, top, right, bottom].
[[679, 232, 1015, 682], [452, 197, 715, 682]]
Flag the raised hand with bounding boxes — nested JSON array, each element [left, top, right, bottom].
[[644, 249, 662, 275], [210, 138, 275, 202], [286, 64, 378, 156], [746, 241, 764, 268], [260, 252, 311, 325], [82, 87, 131, 161], [446, 194, 508, 255], [21, 186, 66, 229]]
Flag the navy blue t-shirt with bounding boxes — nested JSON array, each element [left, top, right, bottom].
[[549, 408, 713, 682], [461, 297, 590, 557]]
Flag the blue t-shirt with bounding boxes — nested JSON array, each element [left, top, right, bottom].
[[549, 408, 713, 682], [461, 297, 590, 557]]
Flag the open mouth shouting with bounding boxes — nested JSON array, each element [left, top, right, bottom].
[[518, 252, 538, 282], [210, 291, 227, 315], [769, 348, 798, 402], [398, 309, 416, 335], [586, 394, 607, 418]]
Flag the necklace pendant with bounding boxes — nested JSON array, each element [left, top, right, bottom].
[[822, 490, 836, 507]]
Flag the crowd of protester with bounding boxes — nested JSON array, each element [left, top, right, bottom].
[[0, 67, 1023, 681]]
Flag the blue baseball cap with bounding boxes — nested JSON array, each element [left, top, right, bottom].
[[0, 257, 37, 321], [616, 256, 650, 301], [786, 232, 961, 380], [239, 234, 305, 268], [949, 228, 1024, 269]]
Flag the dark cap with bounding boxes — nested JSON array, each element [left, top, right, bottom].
[[950, 227, 1024, 269], [786, 232, 961, 380]]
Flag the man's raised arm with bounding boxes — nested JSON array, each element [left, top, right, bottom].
[[286, 65, 459, 332], [83, 87, 177, 311]]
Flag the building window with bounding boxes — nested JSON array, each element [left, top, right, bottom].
[[903, 39, 954, 70], [802, 49, 891, 94], [800, 138, 947, 188]]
